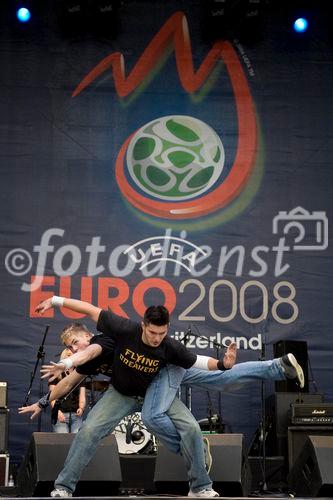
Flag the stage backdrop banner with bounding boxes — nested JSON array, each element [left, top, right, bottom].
[[0, 2, 332, 464]]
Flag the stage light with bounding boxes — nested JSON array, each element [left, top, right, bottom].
[[293, 17, 309, 33], [16, 7, 31, 23]]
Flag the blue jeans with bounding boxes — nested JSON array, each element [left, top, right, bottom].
[[142, 359, 286, 456], [55, 359, 286, 494], [55, 386, 143, 493], [55, 386, 210, 493], [52, 413, 82, 433], [142, 382, 211, 492]]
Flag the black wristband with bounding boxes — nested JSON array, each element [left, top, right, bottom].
[[217, 359, 225, 370], [217, 358, 232, 371], [37, 392, 51, 410]]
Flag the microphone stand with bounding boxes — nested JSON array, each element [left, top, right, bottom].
[[179, 325, 226, 424], [179, 326, 226, 359], [180, 326, 192, 410], [215, 343, 224, 433], [257, 319, 270, 494], [308, 354, 319, 393], [23, 324, 50, 432], [259, 333, 267, 492]]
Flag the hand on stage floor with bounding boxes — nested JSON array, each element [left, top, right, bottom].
[[41, 361, 65, 382], [18, 402, 42, 420], [222, 341, 237, 369]]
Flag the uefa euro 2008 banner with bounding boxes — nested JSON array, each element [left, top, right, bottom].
[[2, 11, 330, 352]]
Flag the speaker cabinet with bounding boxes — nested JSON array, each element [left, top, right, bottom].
[[0, 454, 9, 486], [119, 455, 156, 493], [287, 425, 333, 470], [273, 340, 309, 392], [154, 434, 252, 496], [0, 409, 9, 453], [17, 432, 122, 496], [0, 383, 7, 409], [263, 393, 323, 457], [288, 435, 333, 496]]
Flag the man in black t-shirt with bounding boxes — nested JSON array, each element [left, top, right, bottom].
[[23, 296, 233, 498], [20, 295, 303, 498], [96, 308, 198, 397]]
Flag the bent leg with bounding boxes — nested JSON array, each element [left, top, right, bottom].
[[55, 387, 139, 494], [142, 369, 212, 492], [167, 397, 212, 493], [142, 366, 184, 453]]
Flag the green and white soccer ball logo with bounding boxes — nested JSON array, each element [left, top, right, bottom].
[[126, 116, 225, 201]]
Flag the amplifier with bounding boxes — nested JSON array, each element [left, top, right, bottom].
[[291, 403, 333, 425], [0, 454, 9, 486], [0, 409, 9, 453], [0, 383, 7, 408]]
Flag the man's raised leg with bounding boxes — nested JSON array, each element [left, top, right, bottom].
[[181, 355, 303, 391]]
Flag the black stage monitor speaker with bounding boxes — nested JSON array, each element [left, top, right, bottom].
[[0, 409, 9, 453], [288, 435, 333, 496], [119, 455, 156, 493], [17, 432, 122, 496], [273, 340, 309, 392], [154, 434, 252, 496], [287, 425, 333, 470]]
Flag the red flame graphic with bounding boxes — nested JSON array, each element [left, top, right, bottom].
[[73, 11, 257, 219]]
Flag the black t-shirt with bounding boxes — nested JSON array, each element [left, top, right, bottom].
[[49, 377, 82, 413], [76, 334, 115, 378], [96, 310, 196, 397]]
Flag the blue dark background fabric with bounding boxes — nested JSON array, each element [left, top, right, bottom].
[[0, 1, 332, 465]]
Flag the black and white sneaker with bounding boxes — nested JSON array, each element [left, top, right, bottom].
[[50, 488, 72, 497], [188, 488, 219, 497], [280, 353, 304, 388]]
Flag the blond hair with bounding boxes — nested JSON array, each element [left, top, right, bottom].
[[60, 348, 72, 360], [60, 323, 92, 345]]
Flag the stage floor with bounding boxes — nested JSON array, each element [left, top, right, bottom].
[[0, 487, 330, 499], [0, 495, 329, 500]]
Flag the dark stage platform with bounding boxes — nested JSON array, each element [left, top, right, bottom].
[[3, 432, 333, 499], [0, 494, 329, 500]]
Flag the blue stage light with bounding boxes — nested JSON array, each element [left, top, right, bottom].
[[293, 17, 308, 33], [16, 7, 31, 23]]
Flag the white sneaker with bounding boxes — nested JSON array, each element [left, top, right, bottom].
[[188, 488, 219, 497], [50, 488, 72, 497]]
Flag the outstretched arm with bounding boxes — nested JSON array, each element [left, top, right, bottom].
[[35, 296, 101, 323], [193, 342, 237, 371], [18, 402, 42, 420], [18, 371, 86, 420], [40, 344, 103, 381]]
